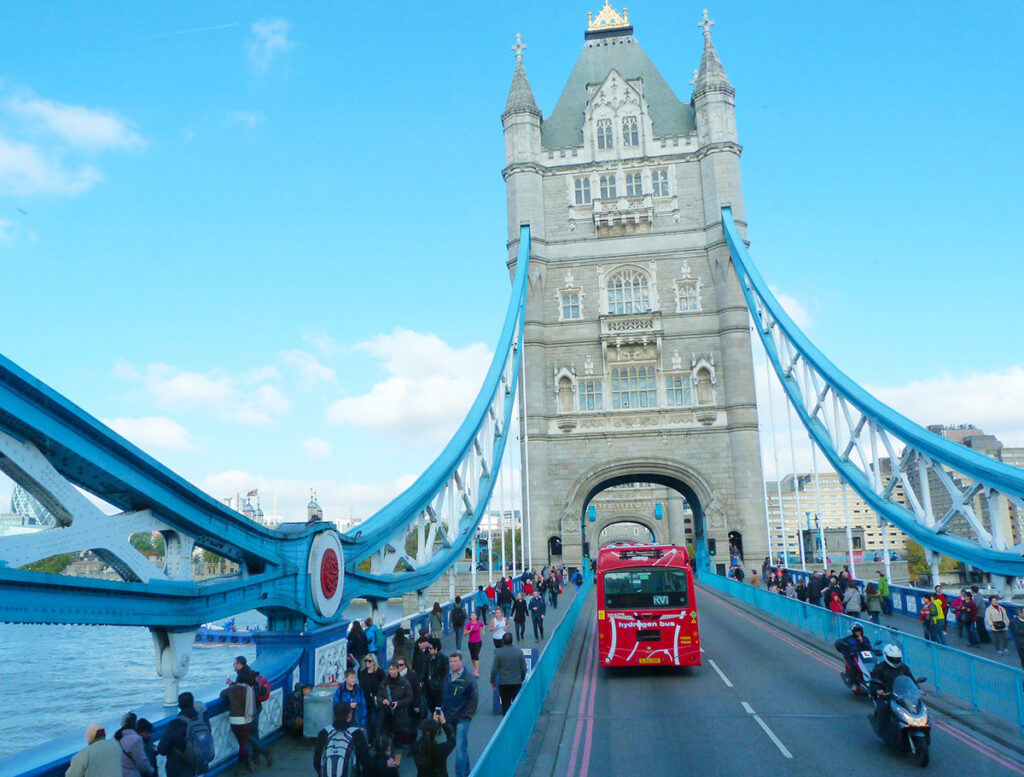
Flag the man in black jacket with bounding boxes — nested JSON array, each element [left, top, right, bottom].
[[157, 693, 209, 777], [869, 644, 915, 730]]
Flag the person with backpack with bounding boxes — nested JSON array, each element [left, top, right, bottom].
[[473, 586, 488, 621], [314, 702, 375, 777], [220, 676, 256, 773], [233, 656, 272, 768], [450, 596, 467, 651], [158, 693, 214, 777]]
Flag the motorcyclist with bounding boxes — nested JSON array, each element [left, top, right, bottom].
[[869, 644, 914, 729], [834, 624, 872, 686]]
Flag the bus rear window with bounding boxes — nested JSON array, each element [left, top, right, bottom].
[[602, 568, 689, 609]]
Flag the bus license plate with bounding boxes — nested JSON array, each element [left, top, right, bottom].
[[638, 657, 662, 664]]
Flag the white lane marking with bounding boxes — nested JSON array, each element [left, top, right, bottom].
[[741, 701, 793, 759], [708, 659, 733, 687]]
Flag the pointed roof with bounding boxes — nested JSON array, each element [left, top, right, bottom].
[[503, 34, 541, 120], [693, 9, 733, 98], [542, 26, 695, 148]]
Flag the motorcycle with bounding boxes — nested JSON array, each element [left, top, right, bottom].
[[870, 674, 931, 767], [840, 644, 881, 697]]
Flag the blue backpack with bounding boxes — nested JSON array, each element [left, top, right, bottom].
[[178, 713, 215, 771]]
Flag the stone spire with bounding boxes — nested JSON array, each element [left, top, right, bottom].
[[693, 9, 733, 99], [503, 33, 541, 120]]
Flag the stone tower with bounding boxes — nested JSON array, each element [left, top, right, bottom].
[[504, 6, 766, 571]]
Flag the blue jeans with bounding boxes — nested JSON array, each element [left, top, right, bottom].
[[931, 622, 947, 644], [455, 719, 471, 777], [454, 626, 464, 651]]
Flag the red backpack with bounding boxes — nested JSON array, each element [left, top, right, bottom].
[[255, 674, 271, 703]]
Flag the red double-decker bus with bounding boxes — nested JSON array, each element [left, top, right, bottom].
[[596, 544, 700, 667]]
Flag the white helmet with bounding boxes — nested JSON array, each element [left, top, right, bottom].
[[883, 643, 902, 667]]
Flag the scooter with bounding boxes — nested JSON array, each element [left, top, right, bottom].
[[840, 645, 881, 697], [870, 675, 931, 767]]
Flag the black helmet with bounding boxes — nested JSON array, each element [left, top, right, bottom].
[[850, 624, 864, 634]]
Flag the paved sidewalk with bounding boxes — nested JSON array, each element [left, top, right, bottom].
[[258, 586, 581, 777]]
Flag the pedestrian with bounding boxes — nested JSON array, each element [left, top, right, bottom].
[[220, 674, 256, 773], [528, 588, 546, 640], [359, 653, 386, 742], [984, 596, 1010, 656], [971, 586, 992, 644], [158, 693, 213, 777], [489, 608, 509, 650], [395, 655, 423, 723], [864, 582, 882, 624], [364, 617, 383, 661], [934, 585, 949, 635], [497, 584, 514, 619], [929, 591, 947, 644], [960, 590, 980, 647], [842, 580, 862, 619], [66, 724, 122, 777], [441, 652, 478, 777], [412, 633, 432, 684], [314, 702, 375, 777], [876, 571, 892, 615], [511, 592, 529, 641], [807, 571, 822, 606], [828, 591, 843, 614], [114, 712, 154, 777], [233, 656, 271, 768], [795, 580, 808, 602], [951, 589, 968, 638], [1010, 607, 1024, 670], [733, 566, 745, 583], [283, 683, 307, 737], [393, 628, 414, 670], [918, 594, 936, 642], [134, 719, 157, 775], [333, 669, 367, 730], [451, 596, 468, 652], [474, 586, 489, 620], [411, 711, 456, 777], [378, 661, 415, 753], [347, 620, 369, 667], [429, 602, 445, 640], [423, 638, 448, 712], [490, 633, 527, 715], [548, 574, 560, 609], [749, 569, 761, 588], [522, 578, 534, 596], [463, 611, 485, 677], [485, 583, 496, 611]]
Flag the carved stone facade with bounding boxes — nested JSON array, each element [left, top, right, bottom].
[[504, 9, 766, 569]]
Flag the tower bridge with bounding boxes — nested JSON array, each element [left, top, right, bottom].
[[1, 5, 1022, 776]]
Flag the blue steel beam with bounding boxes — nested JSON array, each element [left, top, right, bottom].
[[721, 207, 1024, 578]]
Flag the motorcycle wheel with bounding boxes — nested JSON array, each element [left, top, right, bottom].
[[913, 740, 929, 768]]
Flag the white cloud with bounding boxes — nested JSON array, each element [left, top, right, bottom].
[[301, 437, 332, 461], [232, 109, 266, 129], [247, 19, 294, 73], [114, 361, 291, 425], [303, 330, 344, 357], [326, 328, 491, 443], [104, 416, 195, 452], [770, 286, 812, 330], [7, 96, 144, 151], [0, 134, 102, 196], [282, 349, 336, 390], [200, 469, 416, 523], [0, 218, 14, 244]]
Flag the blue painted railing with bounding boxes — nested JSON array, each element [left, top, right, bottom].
[[699, 571, 1024, 734]]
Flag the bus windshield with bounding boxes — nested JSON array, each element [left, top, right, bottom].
[[602, 567, 689, 609]]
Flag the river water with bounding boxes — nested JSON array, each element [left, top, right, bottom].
[[0, 603, 375, 761]]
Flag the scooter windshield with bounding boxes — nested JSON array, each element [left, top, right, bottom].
[[892, 675, 922, 713]]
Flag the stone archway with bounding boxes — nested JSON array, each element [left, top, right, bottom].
[[592, 513, 663, 546], [561, 457, 726, 571]]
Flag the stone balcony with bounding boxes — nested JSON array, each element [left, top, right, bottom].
[[592, 194, 654, 234]]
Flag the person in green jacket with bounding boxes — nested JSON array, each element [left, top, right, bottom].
[[876, 571, 892, 615]]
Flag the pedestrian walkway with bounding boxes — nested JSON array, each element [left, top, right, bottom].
[[258, 586, 580, 777]]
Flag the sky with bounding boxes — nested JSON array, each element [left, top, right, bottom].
[[0, 2, 1022, 521]]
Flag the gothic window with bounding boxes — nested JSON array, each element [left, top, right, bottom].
[[557, 376, 574, 413], [578, 380, 603, 411], [611, 365, 657, 409], [695, 367, 713, 405], [666, 374, 693, 406], [574, 177, 592, 205], [562, 293, 581, 320], [606, 268, 650, 314], [622, 116, 639, 146], [652, 168, 669, 197], [597, 119, 613, 149], [625, 171, 643, 197], [599, 174, 617, 199], [676, 280, 700, 311]]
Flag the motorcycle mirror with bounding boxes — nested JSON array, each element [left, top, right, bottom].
[[915, 676, 927, 684], [871, 649, 882, 656]]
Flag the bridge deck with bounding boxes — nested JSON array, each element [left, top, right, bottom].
[[517, 585, 1024, 777], [255, 586, 580, 777]]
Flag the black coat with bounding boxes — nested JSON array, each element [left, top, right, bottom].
[[511, 599, 529, 623], [359, 666, 386, 707], [412, 722, 456, 777], [348, 628, 369, 658], [156, 708, 208, 777]]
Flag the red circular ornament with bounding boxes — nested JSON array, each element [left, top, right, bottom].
[[320, 548, 339, 599]]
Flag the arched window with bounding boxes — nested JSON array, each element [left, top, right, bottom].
[[621, 116, 639, 146], [606, 268, 650, 314], [562, 292, 580, 320], [557, 376, 573, 413], [599, 174, 617, 199], [596, 119, 613, 149], [695, 367, 713, 404], [611, 365, 657, 409]]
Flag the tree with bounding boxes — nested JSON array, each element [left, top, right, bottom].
[[130, 531, 165, 556], [22, 553, 73, 574], [904, 539, 958, 583]]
